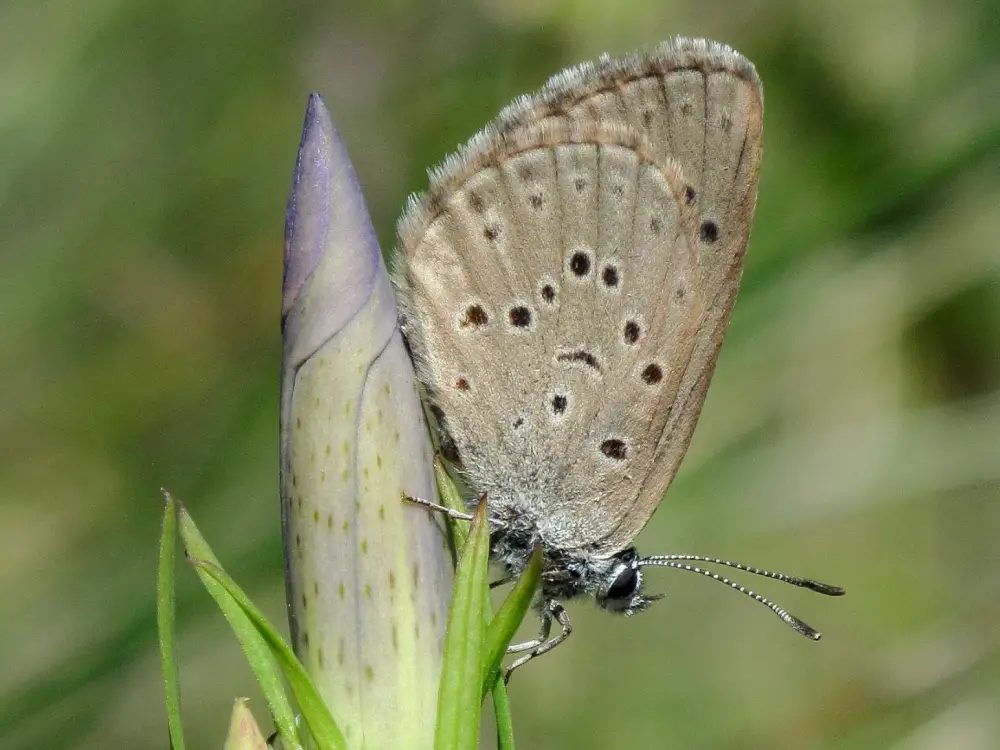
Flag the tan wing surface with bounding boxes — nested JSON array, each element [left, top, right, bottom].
[[393, 38, 763, 554]]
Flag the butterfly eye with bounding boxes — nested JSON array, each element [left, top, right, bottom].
[[605, 565, 639, 600]]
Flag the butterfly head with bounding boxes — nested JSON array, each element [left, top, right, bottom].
[[593, 548, 664, 616]]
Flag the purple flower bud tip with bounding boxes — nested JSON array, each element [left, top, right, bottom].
[[282, 94, 380, 325]]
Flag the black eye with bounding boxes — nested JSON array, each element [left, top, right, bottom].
[[606, 566, 639, 600]]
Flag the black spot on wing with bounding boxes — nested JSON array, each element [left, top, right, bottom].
[[557, 350, 600, 372]]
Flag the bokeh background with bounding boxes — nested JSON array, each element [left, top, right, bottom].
[[4, 0, 1000, 748]]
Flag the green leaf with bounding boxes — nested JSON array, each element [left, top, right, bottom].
[[491, 682, 516, 750], [433, 455, 468, 553], [190, 558, 347, 750], [433, 456, 518, 748], [184, 553, 348, 750], [434, 498, 491, 750], [481, 547, 541, 699], [176, 502, 305, 750], [157, 490, 186, 750]]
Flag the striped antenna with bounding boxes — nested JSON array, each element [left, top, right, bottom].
[[638, 554, 844, 639]]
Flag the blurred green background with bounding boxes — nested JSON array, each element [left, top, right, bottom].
[[4, 0, 1000, 747]]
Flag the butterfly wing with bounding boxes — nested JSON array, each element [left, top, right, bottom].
[[394, 38, 763, 555]]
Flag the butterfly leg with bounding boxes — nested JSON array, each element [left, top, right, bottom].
[[401, 494, 476, 522], [403, 493, 507, 528], [489, 573, 515, 589], [504, 600, 572, 682], [505, 606, 553, 654]]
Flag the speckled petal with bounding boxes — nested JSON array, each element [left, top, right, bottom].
[[280, 94, 453, 749]]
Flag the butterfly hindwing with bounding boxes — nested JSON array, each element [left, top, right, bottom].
[[394, 37, 763, 555]]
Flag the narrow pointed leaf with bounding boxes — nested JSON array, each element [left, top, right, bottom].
[[481, 547, 541, 699], [434, 499, 491, 750], [187, 555, 347, 750], [157, 490, 186, 750], [492, 684, 516, 750], [433, 456, 516, 744], [433, 456, 466, 544], [176, 503, 304, 750]]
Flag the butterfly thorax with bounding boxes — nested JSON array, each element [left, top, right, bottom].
[[484, 495, 657, 615]]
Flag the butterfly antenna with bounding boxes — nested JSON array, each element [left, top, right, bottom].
[[641, 554, 845, 595], [638, 555, 844, 640]]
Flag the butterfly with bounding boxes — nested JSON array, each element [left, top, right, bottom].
[[392, 37, 843, 676]]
